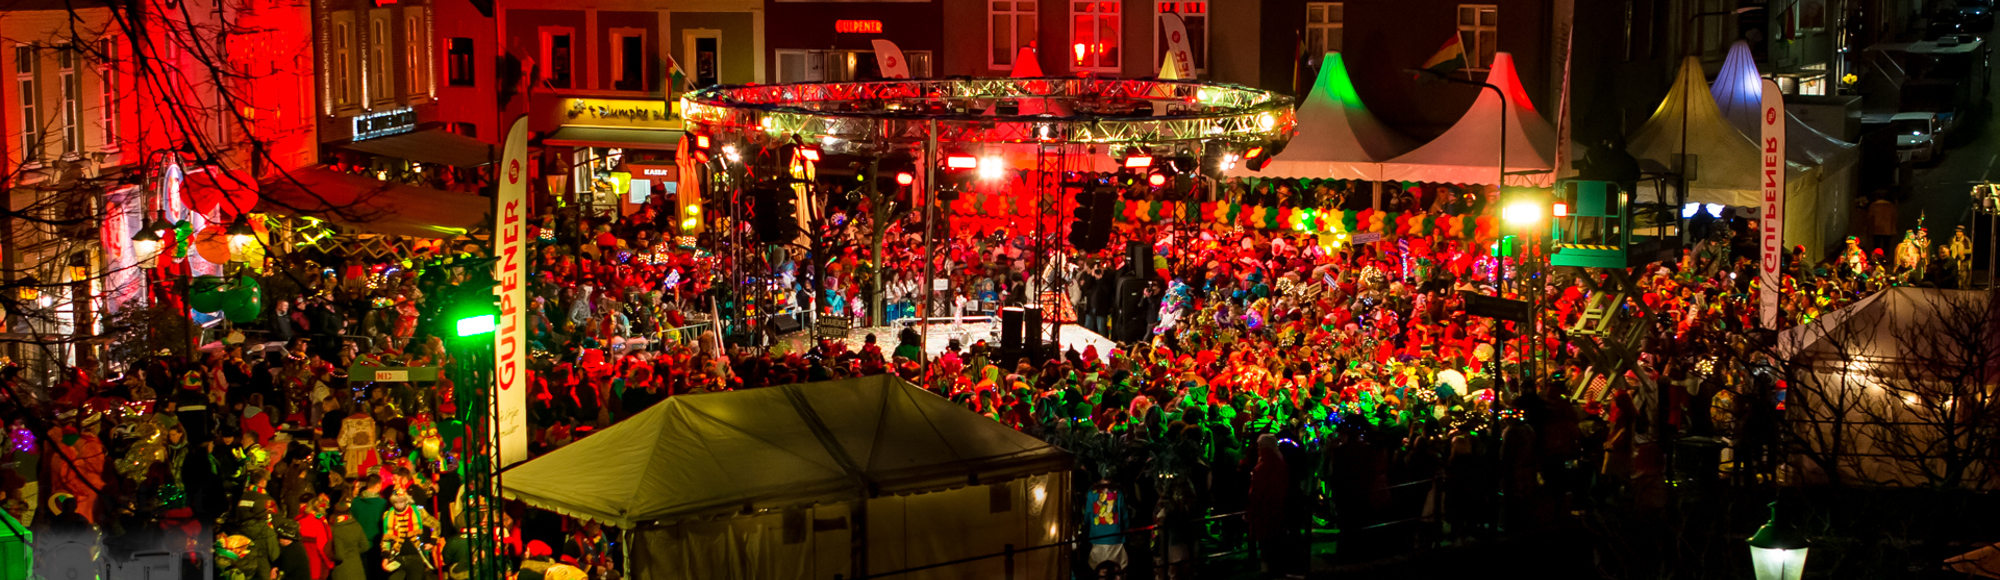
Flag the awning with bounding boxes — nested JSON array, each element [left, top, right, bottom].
[[543, 126, 683, 150], [257, 167, 487, 238], [342, 128, 494, 168]]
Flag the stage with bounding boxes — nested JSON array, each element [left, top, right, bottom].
[[826, 319, 1119, 363]]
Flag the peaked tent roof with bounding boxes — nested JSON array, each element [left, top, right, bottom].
[[1711, 41, 1860, 174], [1627, 56, 1805, 207], [500, 375, 1071, 528], [1775, 287, 2000, 367], [1378, 52, 1557, 187], [1225, 52, 1412, 181]]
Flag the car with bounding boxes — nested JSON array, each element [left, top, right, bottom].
[[1891, 112, 1944, 163]]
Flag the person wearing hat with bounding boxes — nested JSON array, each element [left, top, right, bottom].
[[276, 519, 314, 580], [379, 486, 440, 580], [329, 500, 369, 580]]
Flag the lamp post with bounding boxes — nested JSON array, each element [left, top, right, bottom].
[[1747, 501, 1809, 580]]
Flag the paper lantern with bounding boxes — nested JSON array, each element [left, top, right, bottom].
[[193, 225, 233, 264]]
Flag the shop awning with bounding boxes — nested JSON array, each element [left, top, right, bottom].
[[543, 126, 683, 150], [257, 167, 488, 238], [342, 128, 494, 168]]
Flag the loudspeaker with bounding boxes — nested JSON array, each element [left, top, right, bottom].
[[770, 315, 803, 335], [999, 307, 1025, 351], [1022, 305, 1043, 359], [1126, 241, 1152, 279], [1113, 276, 1148, 343]]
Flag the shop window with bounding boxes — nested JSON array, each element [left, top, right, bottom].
[[447, 37, 473, 87], [989, 0, 1037, 69], [1156, 1, 1206, 73], [1457, 5, 1497, 70], [1305, 3, 1343, 56], [1070, 1, 1120, 72]]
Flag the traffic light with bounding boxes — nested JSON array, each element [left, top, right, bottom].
[[751, 185, 797, 244], [1068, 182, 1117, 253]]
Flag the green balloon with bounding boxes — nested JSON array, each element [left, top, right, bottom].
[[221, 284, 263, 322], [188, 275, 229, 313]]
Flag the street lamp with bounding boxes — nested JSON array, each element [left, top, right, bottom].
[[1502, 199, 1544, 226], [1746, 501, 1809, 580]]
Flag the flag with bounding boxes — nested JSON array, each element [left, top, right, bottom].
[[1292, 30, 1306, 95], [871, 39, 912, 79], [1419, 34, 1467, 77], [666, 54, 688, 93]]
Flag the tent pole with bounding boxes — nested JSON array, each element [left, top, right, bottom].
[[853, 498, 869, 579], [1371, 180, 1382, 211]]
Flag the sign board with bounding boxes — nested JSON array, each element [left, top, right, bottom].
[[353, 108, 417, 141], [1461, 291, 1533, 324], [1758, 79, 1785, 330], [817, 315, 853, 338], [933, 278, 950, 291], [345, 366, 440, 383], [495, 117, 531, 467], [1350, 232, 1383, 244], [1159, 13, 1194, 79], [837, 20, 884, 33], [624, 163, 677, 180]]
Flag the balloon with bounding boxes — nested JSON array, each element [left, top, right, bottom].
[[188, 276, 230, 313], [221, 282, 262, 322], [193, 225, 232, 264]]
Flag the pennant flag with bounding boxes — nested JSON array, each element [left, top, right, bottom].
[[666, 54, 689, 93], [1418, 34, 1467, 78], [872, 39, 913, 79]]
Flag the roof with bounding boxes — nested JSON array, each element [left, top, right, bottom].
[[1627, 56, 1807, 207], [1224, 52, 1412, 181], [1712, 41, 1859, 173], [1889, 112, 1936, 121], [1377, 52, 1556, 187], [256, 167, 488, 238], [342, 128, 494, 168], [1776, 287, 2000, 369], [543, 126, 682, 150], [499, 375, 1072, 528]]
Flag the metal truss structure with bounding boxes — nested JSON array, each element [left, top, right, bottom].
[[680, 78, 1298, 148]]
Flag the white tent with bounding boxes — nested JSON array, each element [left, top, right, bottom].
[[1627, 56, 1810, 209], [1711, 41, 1860, 260], [1378, 52, 1557, 187], [1225, 52, 1411, 181], [501, 375, 1072, 580]]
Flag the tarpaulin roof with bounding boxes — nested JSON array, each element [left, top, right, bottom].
[[1776, 287, 2000, 368], [1378, 52, 1556, 186], [1225, 52, 1411, 181], [1628, 56, 1806, 207], [1712, 41, 1860, 174], [256, 167, 488, 238], [500, 375, 1071, 529]]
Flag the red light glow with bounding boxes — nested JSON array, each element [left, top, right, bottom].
[[896, 172, 914, 186], [835, 20, 883, 34], [946, 155, 979, 169], [1148, 173, 1167, 187], [1553, 203, 1568, 217]]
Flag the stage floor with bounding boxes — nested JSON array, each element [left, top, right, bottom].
[[828, 321, 1118, 362]]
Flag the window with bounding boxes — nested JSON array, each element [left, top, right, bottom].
[[99, 39, 117, 150], [58, 46, 77, 156], [1694, 0, 1729, 57], [989, 0, 1037, 69], [16, 45, 37, 160], [1457, 5, 1497, 70], [447, 37, 473, 87], [332, 13, 356, 110], [403, 8, 428, 98], [611, 29, 646, 91], [368, 10, 395, 106], [1156, 1, 1207, 73], [1070, 1, 1120, 72], [541, 29, 573, 89], [1305, 3, 1343, 56]]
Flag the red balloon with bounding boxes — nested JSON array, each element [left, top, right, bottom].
[[181, 166, 259, 219]]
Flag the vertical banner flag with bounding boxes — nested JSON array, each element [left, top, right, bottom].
[[1758, 79, 1785, 330], [871, 39, 911, 79], [496, 116, 530, 466], [1161, 13, 1194, 80]]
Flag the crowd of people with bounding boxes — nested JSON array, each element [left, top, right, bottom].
[[0, 169, 1959, 580]]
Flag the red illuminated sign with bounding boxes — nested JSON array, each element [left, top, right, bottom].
[[835, 20, 883, 34]]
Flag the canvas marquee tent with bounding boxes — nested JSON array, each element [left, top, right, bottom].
[[1225, 52, 1411, 181], [1378, 52, 1557, 187], [500, 375, 1072, 580], [1711, 41, 1860, 260]]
